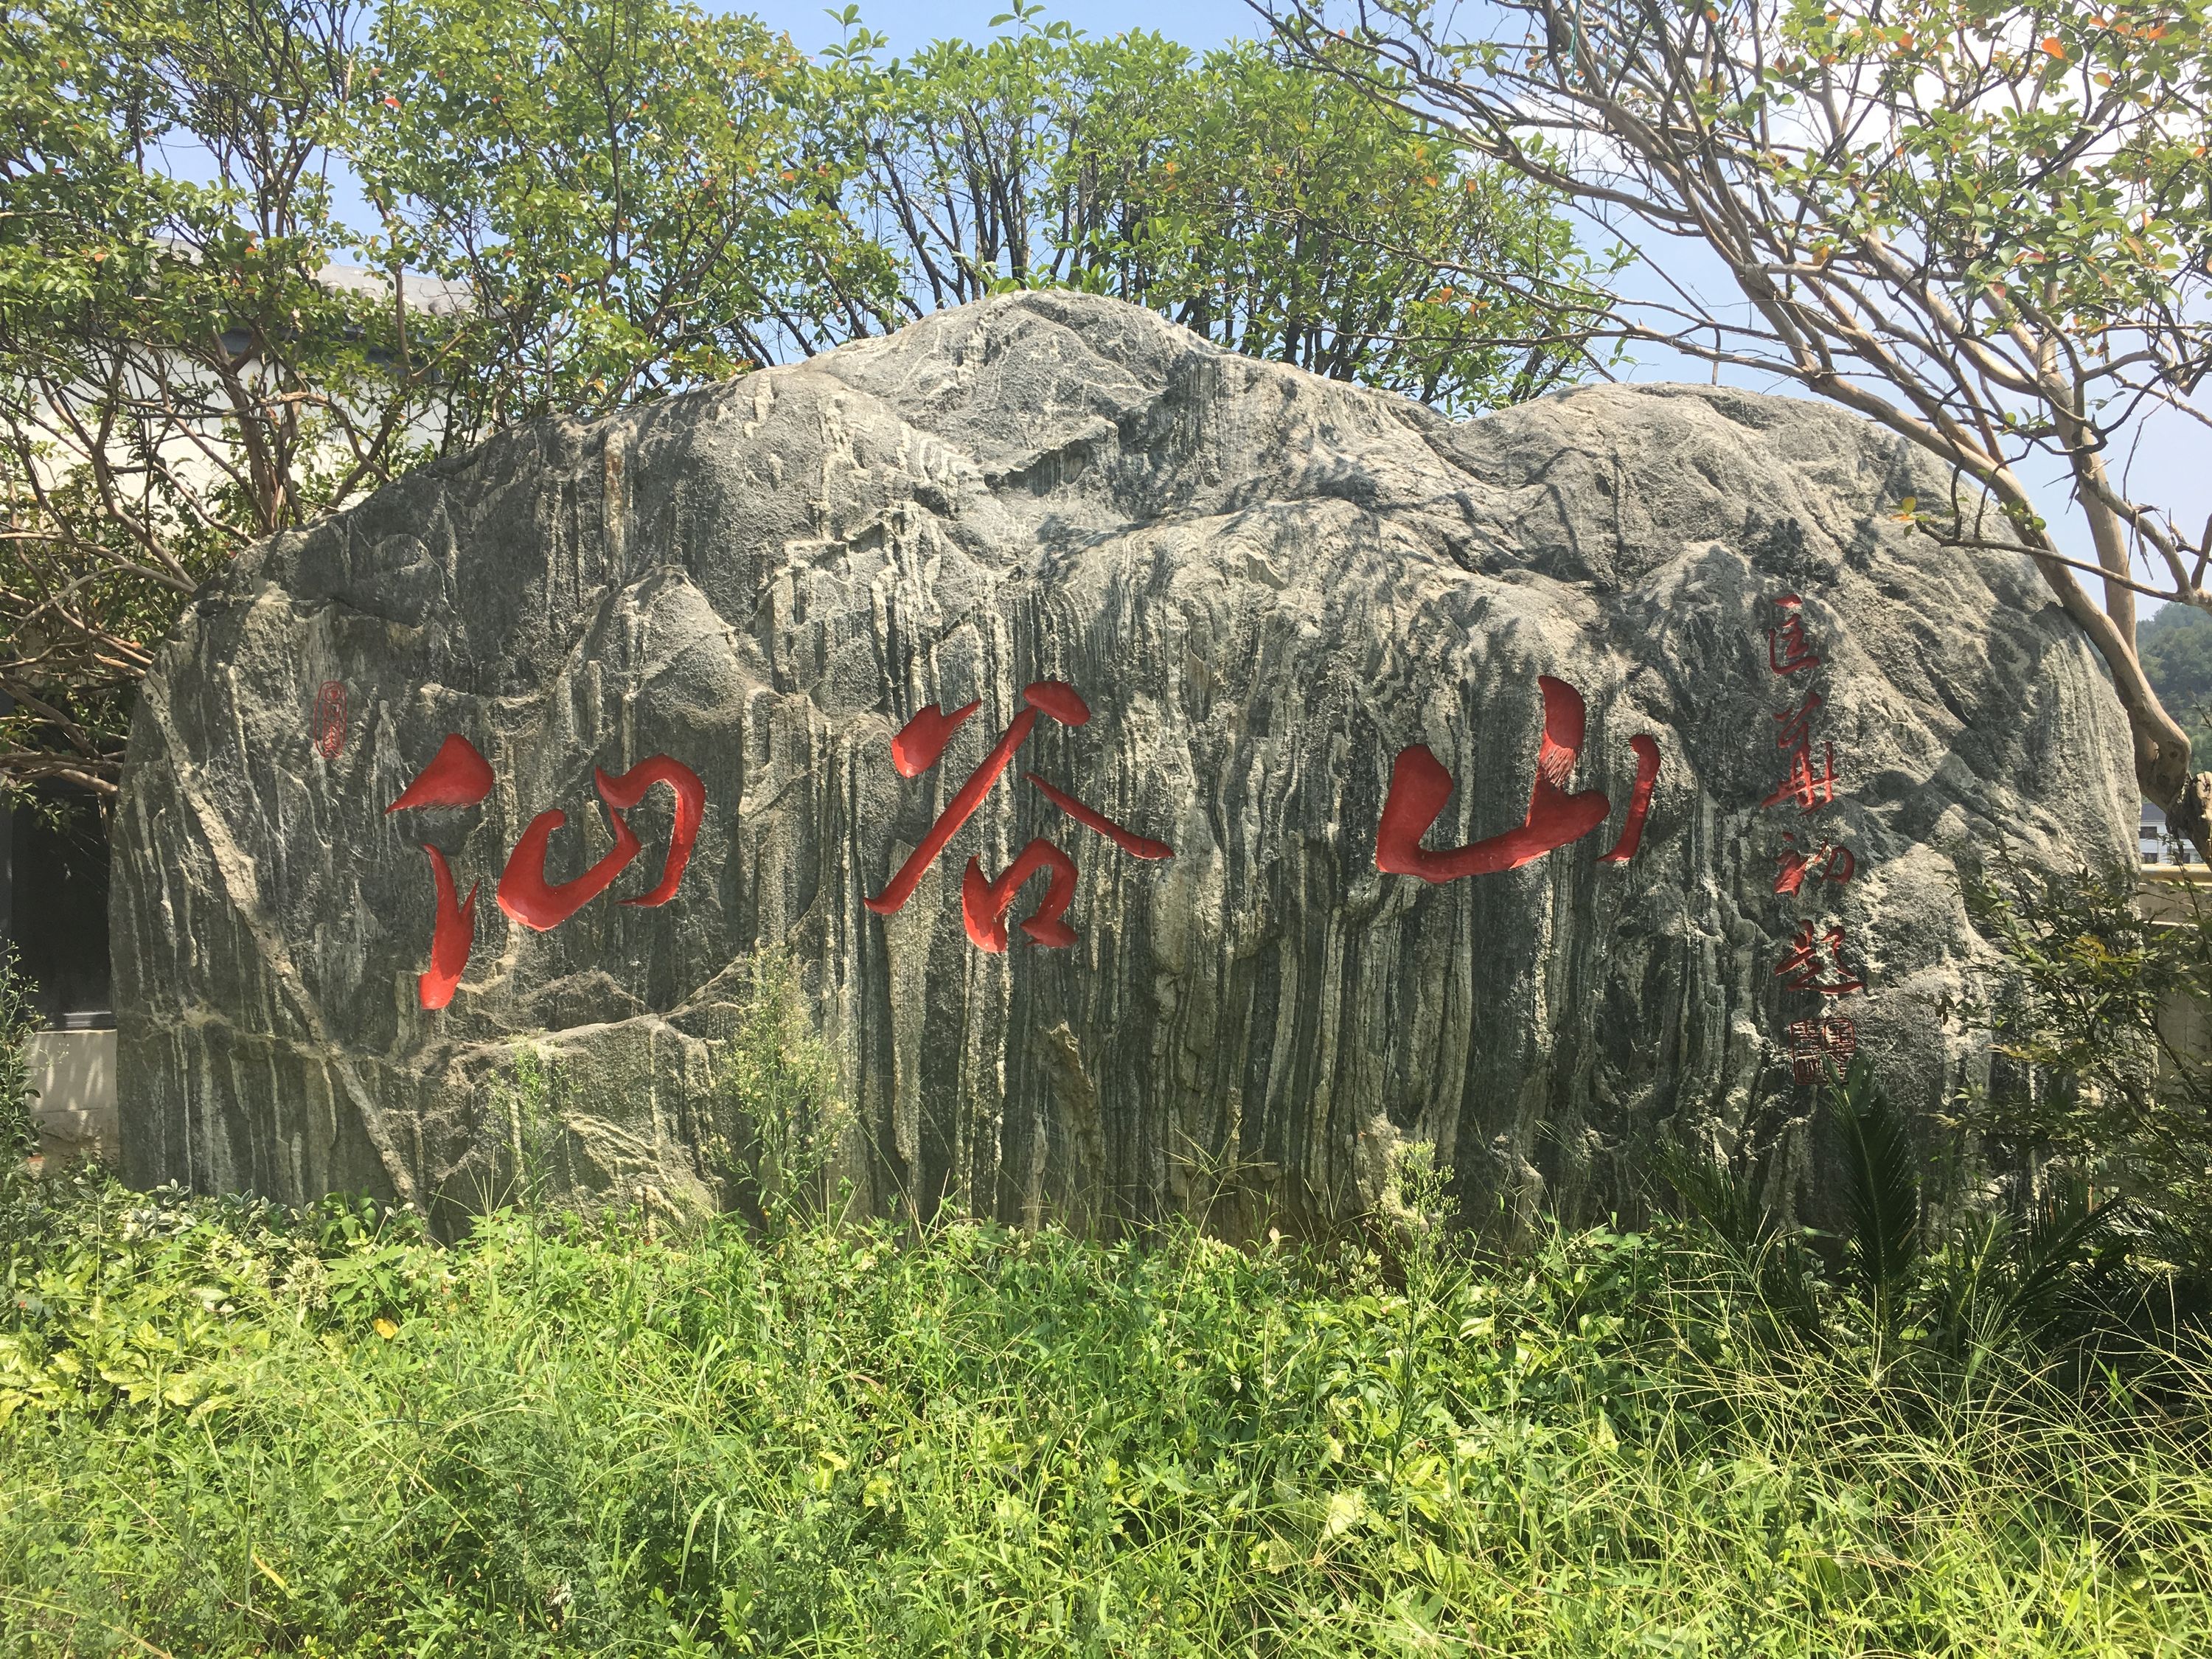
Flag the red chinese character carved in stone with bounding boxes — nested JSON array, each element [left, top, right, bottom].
[[962, 838, 1079, 952], [386, 734, 495, 812], [1763, 741, 1839, 813], [865, 681, 1173, 954], [498, 757, 706, 931], [1786, 1014, 1859, 1085], [386, 734, 496, 1009], [1774, 921, 1865, 997], [1774, 690, 1823, 753], [1600, 736, 1663, 865], [1773, 832, 1856, 896], [417, 846, 479, 1011], [1375, 675, 1661, 882], [1767, 595, 1823, 675], [387, 735, 706, 1007]]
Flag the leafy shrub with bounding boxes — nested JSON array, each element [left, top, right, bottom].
[[2, 1166, 2209, 1655], [0, 947, 38, 1165], [1958, 846, 2212, 1271], [0, 1173, 437, 1425], [1658, 1055, 2159, 1401]]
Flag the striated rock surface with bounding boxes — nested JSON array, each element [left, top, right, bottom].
[[113, 291, 2134, 1231]]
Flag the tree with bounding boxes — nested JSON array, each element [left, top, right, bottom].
[[1960, 846, 2212, 1276], [1, 0, 432, 799], [0, 0, 894, 796], [355, 0, 900, 426], [820, 3, 1609, 413], [1266, 0, 2212, 846]]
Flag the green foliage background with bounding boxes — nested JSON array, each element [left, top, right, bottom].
[[2140, 604, 2212, 769]]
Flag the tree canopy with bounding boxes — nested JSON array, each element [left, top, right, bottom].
[[817, 2, 1604, 411], [359, 0, 897, 422], [1, 0, 421, 796]]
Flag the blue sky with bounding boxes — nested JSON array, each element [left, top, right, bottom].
[[740, 1, 1265, 55]]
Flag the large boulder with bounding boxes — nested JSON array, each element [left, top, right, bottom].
[[113, 292, 2133, 1231]]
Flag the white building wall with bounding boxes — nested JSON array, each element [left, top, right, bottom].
[[24, 1029, 118, 1166]]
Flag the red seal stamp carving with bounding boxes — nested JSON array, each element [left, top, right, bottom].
[[313, 681, 347, 760]]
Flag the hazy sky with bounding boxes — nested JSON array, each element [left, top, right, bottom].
[[742, 0, 1265, 55]]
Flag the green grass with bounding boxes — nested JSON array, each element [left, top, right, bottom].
[[1, 1171, 2209, 1657]]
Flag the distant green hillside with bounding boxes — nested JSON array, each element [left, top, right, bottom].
[[2141, 604, 2212, 768]]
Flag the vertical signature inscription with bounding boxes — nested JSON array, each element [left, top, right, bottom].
[[313, 681, 347, 761]]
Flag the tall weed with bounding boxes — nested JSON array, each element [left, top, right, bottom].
[[708, 952, 852, 1231]]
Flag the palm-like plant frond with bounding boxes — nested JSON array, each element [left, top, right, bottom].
[[1832, 1057, 1921, 1338]]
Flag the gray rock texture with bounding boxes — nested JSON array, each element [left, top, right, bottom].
[[113, 291, 2135, 1232]]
